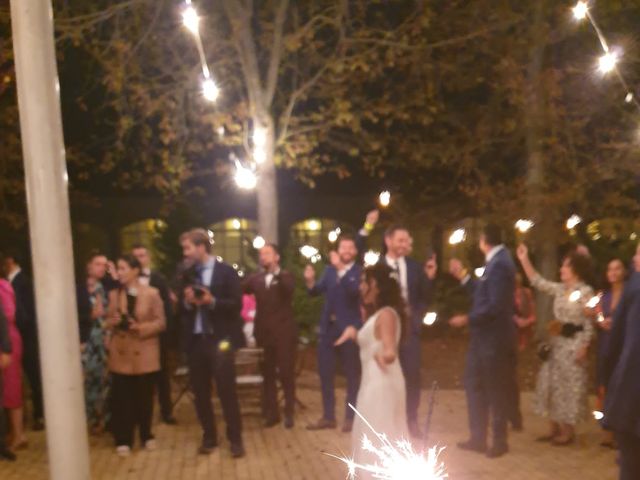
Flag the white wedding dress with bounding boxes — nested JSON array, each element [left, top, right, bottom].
[[351, 307, 407, 477]]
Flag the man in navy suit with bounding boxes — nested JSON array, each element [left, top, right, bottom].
[[449, 224, 516, 458], [179, 229, 245, 458], [380, 225, 436, 438], [603, 253, 640, 480], [304, 234, 362, 433]]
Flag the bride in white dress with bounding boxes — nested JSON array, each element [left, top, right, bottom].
[[335, 263, 409, 475]]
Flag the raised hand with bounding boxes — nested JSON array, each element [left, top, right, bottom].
[[449, 314, 469, 328], [516, 244, 529, 261], [365, 209, 380, 228]]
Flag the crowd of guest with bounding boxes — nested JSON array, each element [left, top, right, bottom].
[[0, 214, 638, 479]]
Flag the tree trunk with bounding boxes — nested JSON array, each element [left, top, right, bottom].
[[524, 1, 557, 338], [256, 114, 279, 243]]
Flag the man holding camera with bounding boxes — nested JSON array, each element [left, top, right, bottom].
[[179, 229, 245, 458], [243, 244, 297, 429]]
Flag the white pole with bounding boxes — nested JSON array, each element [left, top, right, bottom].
[[9, 1, 91, 479]]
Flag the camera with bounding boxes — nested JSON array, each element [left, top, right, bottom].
[[193, 285, 206, 299]]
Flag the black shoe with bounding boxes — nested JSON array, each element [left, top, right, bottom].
[[306, 418, 337, 431], [486, 444, 509, 458], [284, 416, 294, 429], [457, 440, 487, 454], [163, 416, 178, 426], [264, 417, 281, 428], [230, 443, 245, 459], [32, 418, 45, 432], [0, 449, 17, 462], [408, 422, 423, 439]]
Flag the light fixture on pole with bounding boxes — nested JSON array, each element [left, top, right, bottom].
[[598, 51, 619, 75], [572, 1, 589, 21]]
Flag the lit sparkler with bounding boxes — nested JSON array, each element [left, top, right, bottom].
[[448, 228, 466, 245], [253, 235, 265, 249], [569, 290, 582, 303], [327, 405, 447, 480], [586, 294, 601, 309], [300, 245, 319, 259], [364, 250, 381, 267], [572, 1, 589, 21], [423, 312, 438, 326], [593, 410, 604, 421], [474, 267, 485, 278], [566, 214, 582, 230], [598, 51, 619, 75], [515, 219, 534, 233], [379, 191, 391, 208]]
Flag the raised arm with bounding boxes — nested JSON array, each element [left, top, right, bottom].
[[517, 244, 561, 296]]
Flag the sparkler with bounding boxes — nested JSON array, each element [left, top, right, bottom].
[[327, 405, 447, 480], [379, 191, 391, 208], [364, 250, 381, 267], [586, 294, 601, 309], [328, 228, 341, 243], [448, 229, 466, 246], [474, 267, 485, 278], [252, 235, 265, 249], [515, 219, 535, 233], [423, 312, 438, 326], [569, 290, 582, 303], [598, 51, 619, 75], [566, 214, 582, 230], [593, 410, 604, 421], [300, 245, 319, 259]]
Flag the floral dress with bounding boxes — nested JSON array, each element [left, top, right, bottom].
[[531, 276, 594, 425], [82, 282, 110, 429]]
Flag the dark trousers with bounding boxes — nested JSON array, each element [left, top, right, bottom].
[[317, 326, 361, 421], [110, 372, 156, 447], [261, 337, 297, 420], [616, 431, 640, 480], [23, 338, 44, 422], [463, 348, 512, 448], [399, 334, 422, 426], [506, 354, 522, 427], [156, 338, 173, 419], [188, 335, 242, 447]]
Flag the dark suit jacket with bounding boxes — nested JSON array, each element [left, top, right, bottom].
[[243, 270, 297, 346], [148, 270, 174, 339], [0, 298, 10, 354], [308, 264, 362, 336], [180, 259, 245, 350], [603, 272, 640, 438], [465, 247, 516, 354], [10, 270, 37, 341]]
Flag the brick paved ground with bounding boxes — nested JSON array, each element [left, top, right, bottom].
[[0, 371, 618, 479]]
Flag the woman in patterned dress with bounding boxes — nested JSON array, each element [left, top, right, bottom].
[[517, 245, 594, 446], [83, 261, 110, 434]]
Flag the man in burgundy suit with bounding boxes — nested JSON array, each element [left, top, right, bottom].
[[243, 244, 297, 429]]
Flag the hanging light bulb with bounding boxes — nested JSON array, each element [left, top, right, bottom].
[[572, 1, 589, 21], [182, 5, 200, 34], [202, 78, 219, 102], [598, 51, 619, 75]]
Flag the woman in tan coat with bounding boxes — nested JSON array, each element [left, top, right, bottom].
[[107, 254, 165, 457]]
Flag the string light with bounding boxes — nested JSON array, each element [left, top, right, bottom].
[[570, 2, 639, 111], [572, 1, 589, 21]]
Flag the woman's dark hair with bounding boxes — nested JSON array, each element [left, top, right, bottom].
[[363, 263, 409, 342], [117, 254, 142, 273], [605, 257, 627, 287], [564, 251, 593, 284]]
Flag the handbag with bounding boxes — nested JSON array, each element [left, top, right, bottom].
[[537, 342, 552, 361]]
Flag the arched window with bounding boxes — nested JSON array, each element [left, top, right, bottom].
[[209, 218, 258, 276]]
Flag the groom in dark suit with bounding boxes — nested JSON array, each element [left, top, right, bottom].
[[603, 252, 640, 480], [179, 229, 246, 458], [243, 244, 297, 429], [449, 224, 516, 458]]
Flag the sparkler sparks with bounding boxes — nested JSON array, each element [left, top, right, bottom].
[[572, 1, 589, 21], [474, 267, 486, 278], [364, 250, 381, 267], [586, 294, 601, 309], [566, 214, 582, 230], [327, 405, 447, 480], [598, 51, 619, 75], [515, 219, 534, 233], [423, 312, 438, 326], [448, 228, 466, 245], [569, 290, 582, 303], [379, 191, 391, 208]]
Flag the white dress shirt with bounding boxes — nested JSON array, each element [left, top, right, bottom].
[[386, 255, 408, 301], [265, 268, 281, 288], [337, 262, 355, 280], [139, 267, 151, 286]]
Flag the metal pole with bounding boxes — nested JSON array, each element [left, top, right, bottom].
[[9, 1, 91, 479]]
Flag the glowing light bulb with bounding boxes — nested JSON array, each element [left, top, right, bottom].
[[566, 214, 582, 230], [515, 219, 535, 233], [379, 190, 391, 207], [449, 229, 466, 245], [202, 78, 219, 102], [231, 219, 241, 230], [363, 250, 380, 267], [234, 163, 257, 190], [182, 6, 200, 34], [572, 1, 589, 21], [307, 220, 321, 231], [598, 51, 618, 74], [569, 290, 582, 303], [423, 312, 438, 326], [253, 236, 265, 249]]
